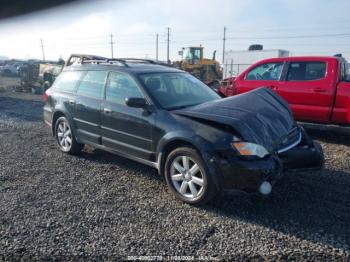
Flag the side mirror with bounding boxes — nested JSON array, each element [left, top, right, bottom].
[[125, 97, 147, 108]]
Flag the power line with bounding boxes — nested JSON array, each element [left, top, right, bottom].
[[169, 32, 350, 44], [226, 33, 350, 40], [40, 39, 45, 61]]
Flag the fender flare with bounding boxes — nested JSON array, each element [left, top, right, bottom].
[[51, 107, 82, 144], [156, 131, 223, 191]]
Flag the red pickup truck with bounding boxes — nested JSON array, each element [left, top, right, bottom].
[[219, 56, 350, 126]]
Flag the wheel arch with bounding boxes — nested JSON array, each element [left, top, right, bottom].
[[158, 139, 198, 177], [51, 111, 65, 136], [157, 133, 216, 176], [51, 109, 81, 143], [158, 136, 222, 193]]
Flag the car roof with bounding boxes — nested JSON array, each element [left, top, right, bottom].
[[256, 56, 340, 64], [63, 62, 183, 75]]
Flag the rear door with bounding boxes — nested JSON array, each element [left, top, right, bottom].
[[73, 70, 108, 145], [235, 61, 284, 94], [49, 71, 84, 123], [101, 71, 155, 161], [277, 60, 334, 122]]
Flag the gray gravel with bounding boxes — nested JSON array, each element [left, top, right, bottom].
[[0, 91, 350, 261]]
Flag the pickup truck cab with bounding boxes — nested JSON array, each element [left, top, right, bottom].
[[219, 56, 350, 126]]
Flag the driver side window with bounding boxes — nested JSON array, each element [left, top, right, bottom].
[[105, 71, 143, 105], [246, 62, 283, 81]]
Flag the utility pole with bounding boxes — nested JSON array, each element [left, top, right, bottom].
[[40, 39, 45, 61], [166, 27, 170, 64], [222, 26, 226, 65], [156, 33, 159, 61], [110, 34, 115, 58]]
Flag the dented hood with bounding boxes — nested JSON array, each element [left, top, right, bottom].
[[173, 88, 294, 151]]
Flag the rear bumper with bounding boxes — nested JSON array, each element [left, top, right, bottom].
[[43, 106, 53, 127], [208, 134, 324, 193]]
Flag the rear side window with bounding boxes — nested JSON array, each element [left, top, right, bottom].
[[105, 72, 143, 104], [76, 71, 108, 99], [246, 62, 283, 81], [53, 71, 84, 93], [287, 62, 326, 81]]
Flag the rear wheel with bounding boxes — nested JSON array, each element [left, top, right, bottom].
[[164, 147, 216, 205], [54, 116, 83, 154]]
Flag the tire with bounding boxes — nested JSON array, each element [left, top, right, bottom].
[[164, 146, 216, 205], [54, 116, 83, 154], [314, 142, 325, 170]]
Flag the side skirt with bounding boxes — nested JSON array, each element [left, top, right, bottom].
[[81, 139, 160, 171]]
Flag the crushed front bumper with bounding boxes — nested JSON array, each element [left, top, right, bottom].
[[207, 132, 324, 193]]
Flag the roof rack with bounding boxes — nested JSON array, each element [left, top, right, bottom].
[[65, 53, 173, 68]]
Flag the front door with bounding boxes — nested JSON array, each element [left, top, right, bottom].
[[235, 62, 284, 94], [101, 71, 155, 161]]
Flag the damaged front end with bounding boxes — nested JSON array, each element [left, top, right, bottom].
[[210, 126, 324, 195], [174, 87, 324, 195], [277, 126, 324, 171]]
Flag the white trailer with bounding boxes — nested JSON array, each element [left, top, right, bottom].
[[223, 49, 290, 79]]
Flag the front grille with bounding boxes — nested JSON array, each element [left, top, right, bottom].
[[277, 127, 302, 153]]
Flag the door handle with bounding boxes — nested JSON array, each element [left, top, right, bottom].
[[69, 100, 75, 105], [103, 108, 112, 114], [312, 87, 326, 93]]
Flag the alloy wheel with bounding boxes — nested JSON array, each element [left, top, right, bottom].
[[170, 155, 204, 199], [57, 121, 72, 151]]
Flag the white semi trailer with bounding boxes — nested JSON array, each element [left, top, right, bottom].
[[223, 48, 290, 78]]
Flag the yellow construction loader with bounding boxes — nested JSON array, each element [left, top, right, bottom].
[[175, 46, 223, 90]]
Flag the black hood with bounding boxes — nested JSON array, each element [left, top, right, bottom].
[[173, 87, 294, 151]]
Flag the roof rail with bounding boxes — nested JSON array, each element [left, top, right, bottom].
[[65, 54, 107, 66], [82, 59, 129, 67], [118, 58, 157, 64], [118, 58, 172, 67]]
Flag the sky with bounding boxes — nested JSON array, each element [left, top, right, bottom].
[[0, 0, 350, 62]]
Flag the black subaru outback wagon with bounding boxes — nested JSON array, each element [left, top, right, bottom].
[[43, 57, 324, 205]]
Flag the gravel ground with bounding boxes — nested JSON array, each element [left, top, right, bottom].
[[0, 91, 349, 261]]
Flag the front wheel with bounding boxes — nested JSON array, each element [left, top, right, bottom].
[[164, 147, 216, 205], [54, 116, 83, 154]]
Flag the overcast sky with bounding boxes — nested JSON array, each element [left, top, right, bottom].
[[0, 0, 350, 62]]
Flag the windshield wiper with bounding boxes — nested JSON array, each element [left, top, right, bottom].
[[167, 105, 193, 110], [167, 103, 203, 110]]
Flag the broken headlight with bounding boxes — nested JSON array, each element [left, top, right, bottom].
[[231, 142, 269, 158]]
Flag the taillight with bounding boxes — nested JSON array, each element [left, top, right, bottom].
[[43, 88, 51, 102]]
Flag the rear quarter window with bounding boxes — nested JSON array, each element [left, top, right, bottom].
[[53, 71, 85, 93], [287, 62, 326, 81]]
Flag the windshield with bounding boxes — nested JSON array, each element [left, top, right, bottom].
[[139, 72, 220, 110]]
